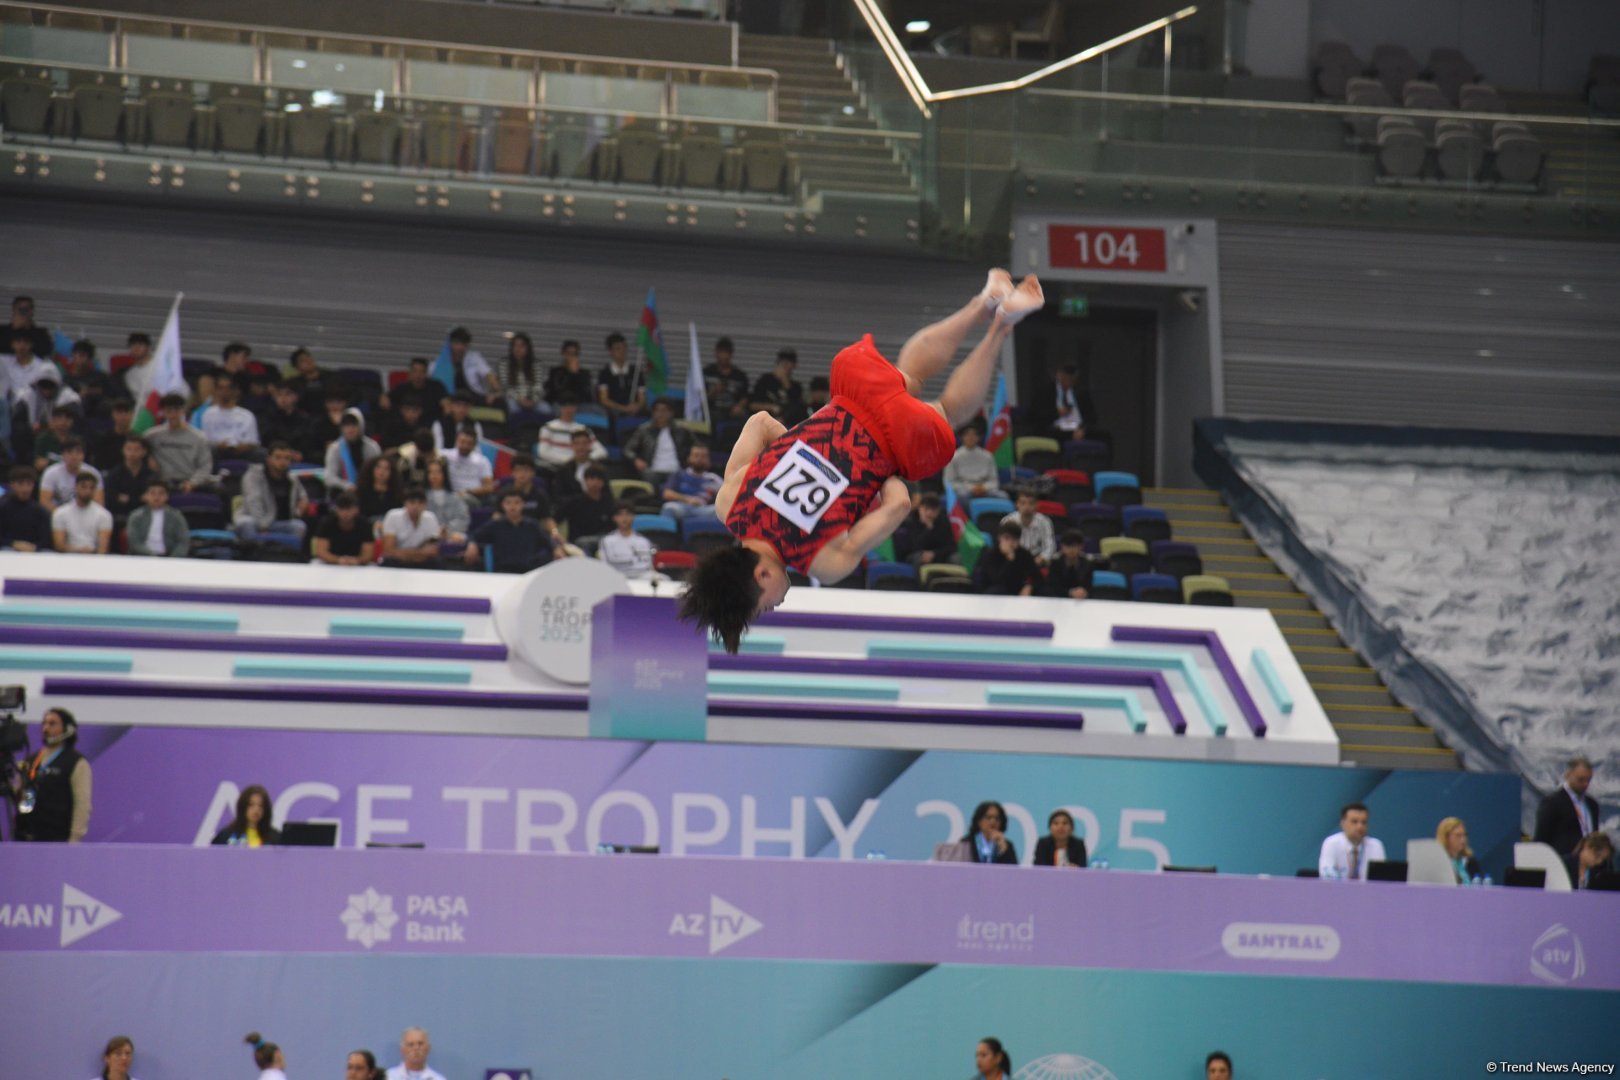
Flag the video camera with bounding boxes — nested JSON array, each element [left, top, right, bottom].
[[0, 684, 25, 758]]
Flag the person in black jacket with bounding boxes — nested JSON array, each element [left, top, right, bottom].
[[211, 784, 281, 847], [1044, 530, 1092, 599], [1033, 808, 1088, 868], [14, 708, 91, 842], [0, 465, 53, 552], [893, 492, 956, 566], [1533, 755, 1600, 857], [962, 800, 1018, 864], [1566, 832, 1617, 890], [974, 523, 1040, 596]]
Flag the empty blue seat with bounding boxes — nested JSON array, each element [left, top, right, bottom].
[[866, 561, 919, 590], [969, 496, 1015, 520], [997, 466, 1037, 487], [633, 513, 678, 534], [1131, 572, 1183, 603], [1093, 471, 1140, 499], [1068, 502, 1121, 541], [1151, 540, 1203, 578], [615, 415, 649, 440], [576, 411, 610, 432], [681, 515, 730, 537], [1122, 505, 1171, 542], [1089, 570, 1130, 600]]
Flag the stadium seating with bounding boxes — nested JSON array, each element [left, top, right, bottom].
[[1088, 569, 1130, 600], [1182, 574, 1233, 606], [1068, 503, 1120, 542], [866, 561, 919, 590], [1093, 471, 1142, 510], [1099, 536, 1151, 577], [1130, 572, 1182, 604]]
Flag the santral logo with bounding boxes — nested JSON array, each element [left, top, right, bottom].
[[667, 895, 763, 955], [1530, 923, 1585, 985], [1222, 922, 1340, 962]]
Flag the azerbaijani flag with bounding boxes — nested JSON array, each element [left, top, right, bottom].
[[944, 482, 988, 572], [430, 333, 456, 396], [985, 369, 1013, 470], [479, 437, 516, 481], [636, 288, 668, 398], [132, 293, 186, 434]]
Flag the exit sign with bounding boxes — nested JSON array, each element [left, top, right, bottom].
[[1059, 295, 1090, 318], [1048, 224, 1167, 272]]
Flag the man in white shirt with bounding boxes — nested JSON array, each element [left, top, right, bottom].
[[386, 1026, 447, 1080], [39, 438, 103, 511], [1001, 488, 1056, 562], [943, 423, 1005, 506], [380, 488, 443, 568], [535, 395, 606, 467], [445, 427, 494, 502], [430, 392, 485, 453], [448, 326, 498, 406], [599, 502, 656, 580], [51, 471, 113, 554], [1318, 802, 1386, 881], [3, 326, 59, 404], [199, 378, 261, 460]]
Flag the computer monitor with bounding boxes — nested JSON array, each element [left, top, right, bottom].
[[1367, 859, 1408, 882], [1504, 867, 1547, 889], [281, 821, 339, 847]]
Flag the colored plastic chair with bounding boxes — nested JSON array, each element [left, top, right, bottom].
[[615, 415, 649, 441], [1099, 536, 1151, 577], [1062, 439, 1111, 474], [1093, 471, 1142, 509], [1152, 541, 1203, 579], [610, 479, 657, 507], [1182, 574, 1233, 606], [997, 465, 1037, 487], [1131, 572, 1183, 603], [1044, 469, 1092, 507], [1015, 436, 1061, 471], [634, 513, 680, 551], [919, 562, 968, 585], [1068, 502, 1121, 542], [1089, 570, 1130, 600], [1122, 505, 1171, 543], [867, 560, 920, 590]]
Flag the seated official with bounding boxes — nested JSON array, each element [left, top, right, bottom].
[[465, 490, 562, 573], [1033, 808, 1088, 868], [211, 784, 281, 846], [963, 800, 1018, 864], [1318, 802, 1385, 881], [1567, 831, 1617, 891], [1436, 816, 1482, 884]]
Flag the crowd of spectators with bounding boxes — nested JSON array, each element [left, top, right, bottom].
[[79, 1026, 449, 1080]]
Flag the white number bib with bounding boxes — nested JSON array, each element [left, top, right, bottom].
[[753, 440, 850, 532]]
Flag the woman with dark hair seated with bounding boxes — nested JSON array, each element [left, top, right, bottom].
[[963, 800, 1018, 864], [975, 1037, 1012, 1080], [345, 1048, 385, 1080], [1033, 808, 1088, 868], [212, 785, 281, 847], [97, 1034, 138, 1080], [244, 1032, 287, 1080]]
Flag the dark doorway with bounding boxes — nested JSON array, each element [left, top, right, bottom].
[[1013, 304, 1158, 482]]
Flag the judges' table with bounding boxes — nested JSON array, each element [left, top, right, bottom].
[[2, 844, 1615, 1078]]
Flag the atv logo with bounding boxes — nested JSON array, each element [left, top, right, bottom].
[[668, 894, 763, 955]]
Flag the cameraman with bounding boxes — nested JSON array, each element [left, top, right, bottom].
[[13, 707, 91, 843]]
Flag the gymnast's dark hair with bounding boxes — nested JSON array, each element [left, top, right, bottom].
[[678, 544, 762, 655], [980, 1036, 1011, 1075], [243, 1032, 278, 1069]]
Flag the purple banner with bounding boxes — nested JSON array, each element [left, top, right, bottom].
[[1, 844, 1615, 991]]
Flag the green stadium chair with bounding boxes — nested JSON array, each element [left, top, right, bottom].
[[1183, 574, 1233, 606]]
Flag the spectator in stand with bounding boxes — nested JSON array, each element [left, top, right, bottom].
[[445, 425, 495, 502], [446, 326, 500, 407], [536, 395, 606, 468], [423, 458, 469, 541], [893, 492, 956, 567], [387, 1028, 445, 1080], [98, 1035, 138, 1080], [974, 522, 1040, 596], [260, 380, 321, 463], [187, 368, 217, 417], [12, 707, 90, 842], [1002, 488, 1056, 562], [4, 325, 57, 404], [108, 331, 151, 397], [386, 356, 444, 429], [550, 429, 604, 501], [497, 455, 547, 517], [1569, 832, 1617, 890], [7, 295, 52, 360], [661, 443, 722, 522], [312, 492, 375, 565], [199, 376, 262, 462], [1319, 802, 1385, 881], [314, 386, 351, 447], [944, 422, 1005, 505], [431, 391, 484, 452], [1033, 808, 1087, 868], [599, 501, 657, 579], [285, 346, 329, 413], [127, 478, 191, 557], [1435, 816, 1482, 884], [559, 465, 613, 552], [218, 341, 258, 395], [375, 396, 426, 454], [502, 331, 545, 426], [243, 1032, 287, 1080], [233, 442, 310, 546], [1534, 755, 1599, 857], [396, 429, 437, 490], [466, 488, 561, 573], [380, 487, 442, 568], [145, 393, 216, 492], [598, 331, 646, 423], [39, 438, 102, 511], [1206, 1051, 1233, 1080], [805, 374, 830, 414], [90, 398, 136, 471], [1044, 530, 1091, 599], [63, 339, 109, 418], [963, 800, 1018, 864], [0, 465, 53, 551], [357, 455, 403, 521], [704, 336, 750, 420], [32, 404, 77, 471], [210, 784, 280, 846], [242, 368, 275, 420], [23, 381, 82, 468], [103, 434, 159, 521], [1034, 364, 1086, 439], [544, 339, 595, 410], [52, 471, 112, 554], [624, 398, 691, 487], [750, 347, 805, 425], [323, 409, 381, 493]]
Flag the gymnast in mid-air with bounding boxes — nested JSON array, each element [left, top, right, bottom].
[[680, 270, 1044, 652]]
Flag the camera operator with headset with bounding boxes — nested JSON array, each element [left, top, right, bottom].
[[7, 699, 92, 843]]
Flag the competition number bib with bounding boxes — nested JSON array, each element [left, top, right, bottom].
[[754, 440, 850, 532]]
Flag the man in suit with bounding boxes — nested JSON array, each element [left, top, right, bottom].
[[1033, 808, 1088, 868], [1318, 802, 1386, 880], [1534, 755, 1600, 858], [1566, 832, 1616, 891]]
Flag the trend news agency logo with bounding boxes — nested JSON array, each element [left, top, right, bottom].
[[340, 887, 399, 950], [1530, 923, 1585, 985]]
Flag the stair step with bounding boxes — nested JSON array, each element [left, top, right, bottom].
[[1272, 610, 1332, 631], [1327, 705, 1419, 727], [1217, 570, 1292, 585], [1332, 723, 1442, 749], [1154, 504, 1233, 522], [1281, 626, 1341, 640], [1338, 745, 1461, 771], [803, 177, 918, 194], [1233, 589, 1312, 611], [1304, 665, 1383, 687], [1313, 683, 1403, 707], [1187, 537, 1264, 556], [1290, 651, 1366, 671]]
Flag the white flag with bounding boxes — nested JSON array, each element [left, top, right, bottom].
[[685, 321, 709, 426], [134, 293, 186, 431]]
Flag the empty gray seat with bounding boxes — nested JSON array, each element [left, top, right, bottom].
[[1402, 80, 1450, 138], [1458, 83, 1504, 113], [1313, 40, 1362, 100], [144, 88, 195, 147], [213, 87, 267, 154], [613, 125, 665, 185], [1372, 44, 1420, 101], [1435, 126, 1485, 180], [1586, 55, 1620, 113], [738, 134, 794, 195], [492, 108, 536, 176], [1345, 76, 1391, 142], [1376, 116, 1426, 178], [285, 106, 335, 161], [675, 130, 727, 189], [414, 103, 468, 170], [1493, 129, 1544, 184], [1427, 47, 1477, 104], [351, 109, 401, 165]]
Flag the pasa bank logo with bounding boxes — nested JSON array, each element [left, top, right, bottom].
[[340, 887, 399, 950], [957, 913, 1036, 954], [668, 895, 763, 955], [1530, 923, 1585, 985]]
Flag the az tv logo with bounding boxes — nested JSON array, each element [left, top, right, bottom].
[[61, 884, 122, 947], [668, 895, 763, 955]]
